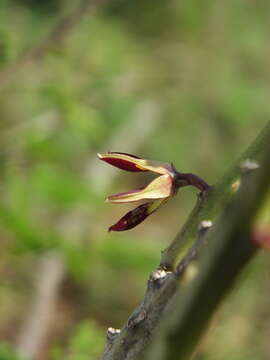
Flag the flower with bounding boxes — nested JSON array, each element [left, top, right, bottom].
[[97, 152, 210, 231]]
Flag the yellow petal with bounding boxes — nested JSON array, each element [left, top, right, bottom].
[[107, 174, 173, 203]]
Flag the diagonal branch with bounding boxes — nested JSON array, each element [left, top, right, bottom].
[[144, 128, 270, 360], [101, 120, 270, 360], [160, 120, 270, 270]]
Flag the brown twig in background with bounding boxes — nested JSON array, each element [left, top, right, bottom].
[[15, 101, 162, 360]]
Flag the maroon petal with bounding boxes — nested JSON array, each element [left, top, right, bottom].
[[109, 203, 150, 231], [102, 158, 145, 172], [97, 152, 148, 172], [108, 199, 165, 231]]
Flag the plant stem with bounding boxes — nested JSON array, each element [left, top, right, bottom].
[[101, 120, 270, 360], [175, 172, 211, 192], [160, 120, 270, 270]]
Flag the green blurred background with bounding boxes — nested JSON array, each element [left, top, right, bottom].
[[0, 0, 269, 359]]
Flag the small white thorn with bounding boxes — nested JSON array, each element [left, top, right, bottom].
[[151, 269, 169, 281], [240, 159, 259, 172], [107, 327, 121, 335], [198, 220, 213, 231]]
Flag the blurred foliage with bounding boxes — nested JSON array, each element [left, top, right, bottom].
[[0, 0, 269, 359], [52, 320, 105, 360], [0, 342, 23, 360]]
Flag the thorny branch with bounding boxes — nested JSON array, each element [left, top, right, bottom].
[[144, 130, 270, 360], [101, 120, 270, 360], [160, 120, 270, 269]]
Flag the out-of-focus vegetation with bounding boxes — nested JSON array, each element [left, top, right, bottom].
[[0, 0, 269, 359]]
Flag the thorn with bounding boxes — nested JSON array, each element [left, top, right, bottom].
[[108, 327, 121, 335], [149, 268, 172, 289], [197, 220, 213, 242], [107, 327, 121, 341], [240, 159, 259, 172], [198, 220, 213, 233], [151, 269, 168, 281]]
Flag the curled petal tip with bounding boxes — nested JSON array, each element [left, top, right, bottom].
[[97, 153, 105, 160]]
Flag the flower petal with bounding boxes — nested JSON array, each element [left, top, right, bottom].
[[97, 152, 147, 172], [109, 199, 166, 231], [97, 152, 175, 175], [107, 174, 173, 203]]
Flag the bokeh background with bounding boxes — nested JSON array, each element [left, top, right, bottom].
[[0, 0, 269, 359]]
